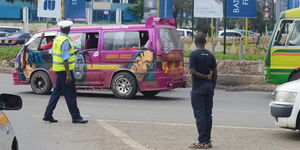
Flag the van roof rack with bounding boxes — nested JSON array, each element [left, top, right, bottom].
[[145, 17, 175, 28]]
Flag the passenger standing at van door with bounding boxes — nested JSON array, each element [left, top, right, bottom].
[[43, 20, 88, 124], [189, 32, 217, 149]]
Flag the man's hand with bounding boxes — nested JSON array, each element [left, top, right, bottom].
[[66, 73, 72, 85], [41, 33, 45, 39], [207, 71, 213, 80]]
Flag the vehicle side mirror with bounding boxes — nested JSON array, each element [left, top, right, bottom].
[[0, 94, 22, 110]]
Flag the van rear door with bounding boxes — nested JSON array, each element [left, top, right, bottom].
[[158, 28, 185, 77]]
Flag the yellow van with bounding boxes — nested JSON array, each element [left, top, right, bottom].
[[265, 8, 300, 84]]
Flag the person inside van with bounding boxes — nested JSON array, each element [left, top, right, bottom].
[[37, 33, 55, 50], [287, 24, 300, 46], [140, 31, 150, 49]]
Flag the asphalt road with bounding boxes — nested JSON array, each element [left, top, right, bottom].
[[1, 73, 300, 150]]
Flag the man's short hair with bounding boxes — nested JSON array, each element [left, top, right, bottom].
[[195, 32, 206, 46]]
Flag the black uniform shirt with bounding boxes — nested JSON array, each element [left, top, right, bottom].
[[189, 48, 216, 89]]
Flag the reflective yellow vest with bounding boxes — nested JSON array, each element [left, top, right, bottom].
[[52, 35, 75, 71]]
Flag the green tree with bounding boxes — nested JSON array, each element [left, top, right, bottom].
[[127, 0, 144, 23], [173, 0, 192, 27]]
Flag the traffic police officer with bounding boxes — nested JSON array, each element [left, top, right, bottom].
[[189, 32, 217, 149], [43, 20, 88, 124]]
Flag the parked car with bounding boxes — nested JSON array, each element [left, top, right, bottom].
[[270, 79, 300, 130], [177, 28, 193, 38], [0, 26, 24, 41], [237, 30, 255, 37], [0, 93, 22, 150], [218, 30, 243, 38], [0, 32, 32, 46]]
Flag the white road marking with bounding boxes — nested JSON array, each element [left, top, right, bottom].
[[96, 120, 153, 150], [33, 115, 286, 131]]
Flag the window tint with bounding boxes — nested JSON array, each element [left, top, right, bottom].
[[273, 20, 293, 46], [103, 31, 141, 50], [287, 21, 300, 46], [85, 33, 99, 50], [160, 28, 183, 52]]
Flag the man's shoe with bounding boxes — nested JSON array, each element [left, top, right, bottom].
[[43, 116, 58, 123], [72, 118, 88, 124]]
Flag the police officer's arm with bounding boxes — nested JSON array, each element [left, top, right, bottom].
[[62, 41, 72, 85]]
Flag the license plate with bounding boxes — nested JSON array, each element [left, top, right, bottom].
[[4, 40, 8, 43]]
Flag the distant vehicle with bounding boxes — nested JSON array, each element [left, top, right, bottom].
[[237, 30, 255, 36], [0, 32, 31, 46], [0, 26, 24, 41], [218, 30, 243, 38], [270, 79, 300, 130], [0, 93, 22, 150], [177, 29, 193, 38]]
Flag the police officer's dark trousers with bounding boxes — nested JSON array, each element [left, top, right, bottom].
[[191, 82, 214, 144], [44, 71, 81, 120]]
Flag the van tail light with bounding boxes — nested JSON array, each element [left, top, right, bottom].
[[11, 39, 17, 43]]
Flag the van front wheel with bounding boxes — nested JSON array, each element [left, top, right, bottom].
[[111, 72, 138, 99], [289, 72, 300, 82], [30, 71, 52, 95]]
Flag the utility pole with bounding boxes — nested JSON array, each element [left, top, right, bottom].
[[192, 0, 194, 39], [223, 0, 227, 54]]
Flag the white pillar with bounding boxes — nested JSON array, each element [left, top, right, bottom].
[[22, 7, 29, 32], [116, 9, 122, 24]]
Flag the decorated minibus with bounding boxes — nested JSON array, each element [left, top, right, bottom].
[[13, 17, 187, 98], [265, 8, 300, 84]]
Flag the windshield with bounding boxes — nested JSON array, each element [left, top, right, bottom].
[[160, 28, 183, 52], [0, 28, 21, 33], [5, 33, 22, 38]]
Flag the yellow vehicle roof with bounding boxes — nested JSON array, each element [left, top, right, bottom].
[[281, 8, 300, 19]]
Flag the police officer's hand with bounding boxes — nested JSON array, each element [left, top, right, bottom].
[[66, 74, 72, 85]]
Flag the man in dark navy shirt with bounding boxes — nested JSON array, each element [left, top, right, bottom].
[[189, 32, 217, 149]]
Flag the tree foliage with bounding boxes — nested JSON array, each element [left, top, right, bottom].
[[126, 0, 144, 23]]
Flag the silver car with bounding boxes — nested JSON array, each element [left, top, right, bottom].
[[0, 93, 22, 150]]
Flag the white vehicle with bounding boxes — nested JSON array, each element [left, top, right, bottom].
[[177, 29, 193, 38], [270, 80, 300, 130], [0, 93, 22, 150], [218, 30, 243, 38]]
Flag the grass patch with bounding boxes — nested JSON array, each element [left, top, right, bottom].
[[184, 50, 265, 61], [0, 46, 22, 61]]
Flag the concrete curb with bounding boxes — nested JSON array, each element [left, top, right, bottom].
[[0, 67, 276, 92], [0, 67, 15, 74]]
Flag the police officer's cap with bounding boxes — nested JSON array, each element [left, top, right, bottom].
[[57, 20, 73, 28]]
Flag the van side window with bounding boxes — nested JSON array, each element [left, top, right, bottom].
[[85, 33, 99, 50], [273, 20, 293, 46], [103, 31, 147, 50], [69, 33, 85, 51], [287, 21, 300, 46]]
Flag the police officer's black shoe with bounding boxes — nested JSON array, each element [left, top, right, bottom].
[[43, 116, 58, 123], [72, 118, 88, 124]]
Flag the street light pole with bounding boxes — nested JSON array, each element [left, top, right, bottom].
[[192, 0, 195, 39], [223, 0, 227, 54]]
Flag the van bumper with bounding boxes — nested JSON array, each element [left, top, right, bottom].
[[270, 104, 293, 118]]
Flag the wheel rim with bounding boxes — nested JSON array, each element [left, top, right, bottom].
[[116, 77, 132, 94], [32, 75, 46, 93]]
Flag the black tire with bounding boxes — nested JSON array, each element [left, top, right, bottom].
[[289, 72, 300, 82], [141, 90, 160, 97], [30, 71, 52, 95], [111, 72, 138, 99]]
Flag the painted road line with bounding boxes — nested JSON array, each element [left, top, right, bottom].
[[32, 115, 286, 132], [98, 119, 287, 131], [96, 120, 153, 150]]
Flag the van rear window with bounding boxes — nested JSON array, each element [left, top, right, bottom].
[[159, 28, 183, 52]]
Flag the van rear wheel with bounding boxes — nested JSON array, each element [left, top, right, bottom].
[[141, 91, 160, 97], [111, 72, 138, 99], [30, 71, 52, 95], [289, 72, 300, 82]]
